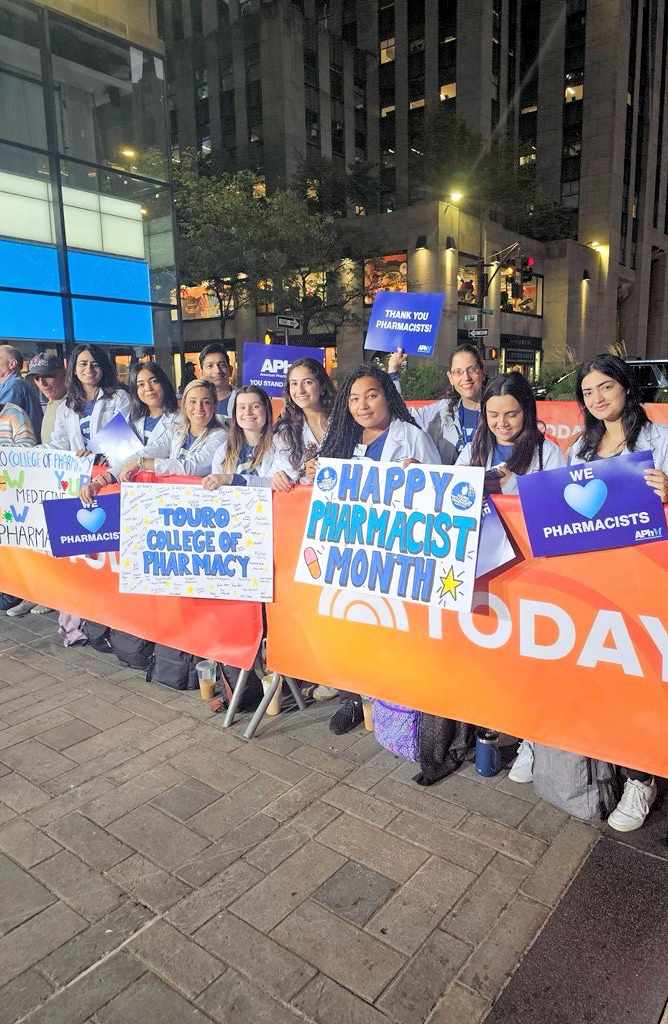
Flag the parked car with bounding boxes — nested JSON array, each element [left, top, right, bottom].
[[534, 359, 668, 402]]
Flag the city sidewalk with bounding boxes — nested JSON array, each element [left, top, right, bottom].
[[0, 611, 666, 1024]]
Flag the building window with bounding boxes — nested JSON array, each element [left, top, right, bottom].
[[332, 119, 345, 157], [191, 0, 203, 35], [364, 252, 407, 305], [380, 37, 396, 63], [306, 109, 320, 144], [565, 83, 584, 102], [440, 82, 457, 101], [499, 270, 543, 316], [381, 104, 396, 117], [457, 260, 480, 305]]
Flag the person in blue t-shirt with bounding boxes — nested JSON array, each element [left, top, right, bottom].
[[199, 343, 237, 420], [202, 386, 293, 490], [0, 344, 43, 439], [388, 343, 485, 463]]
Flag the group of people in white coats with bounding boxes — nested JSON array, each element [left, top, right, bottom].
[[39, 341, 667, 834]]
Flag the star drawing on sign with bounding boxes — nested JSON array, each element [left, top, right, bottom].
[[438, 565, 464, 602]]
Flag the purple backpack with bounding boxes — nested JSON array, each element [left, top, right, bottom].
[[372, 700, 421, 762]]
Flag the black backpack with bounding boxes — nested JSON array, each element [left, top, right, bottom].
[[109, 630, 154, 671], [413, 717, 475, 786], [82, 620, 112, 653], [146, 644, 200, 690]]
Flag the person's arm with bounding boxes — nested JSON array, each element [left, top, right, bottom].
[[10, 406, 36, 447], [411, 427, 442, 465], [542, 440, 567, 471], [155, 428, 227, 477]]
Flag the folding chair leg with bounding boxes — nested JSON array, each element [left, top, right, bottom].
[[285, 676, 306, 710], [243, 672, 281, 740], [222, 668, 248, 727]]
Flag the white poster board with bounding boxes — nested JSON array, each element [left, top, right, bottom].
[[119, 482, 273, 602], [295, 458, 485, 613]]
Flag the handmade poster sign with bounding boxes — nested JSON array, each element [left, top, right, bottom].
[[363, 291, 444, 357], [475, 497, 516, 578], [242, 342, 324, 395], [43, 493, 120, 557], [295, 458, 485, 612], [0, 446, 92, 553], [119, 482, 273, 601], [518, 450, 665, 557]]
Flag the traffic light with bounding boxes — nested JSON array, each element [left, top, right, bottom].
[[521, 256, 535, 283]]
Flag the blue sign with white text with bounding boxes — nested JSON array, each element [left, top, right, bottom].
[[518, 450, 665, 557], [242, 342, 325, 395], [42, 494, 120, 558], [364, 291, 444, 357]]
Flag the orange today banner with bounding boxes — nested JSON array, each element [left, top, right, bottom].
[[267, 487, 668, 777]]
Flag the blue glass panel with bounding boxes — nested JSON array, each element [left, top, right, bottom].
[[0, 239, 61, 292], [67, 250, 151, 302], [0, 289, 65, 340], [72, 297, 154, 346]]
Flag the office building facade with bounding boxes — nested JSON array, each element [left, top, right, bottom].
[[0, 0, 180, 374]]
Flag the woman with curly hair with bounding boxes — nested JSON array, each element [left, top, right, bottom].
[[273, 358, 337, 487]]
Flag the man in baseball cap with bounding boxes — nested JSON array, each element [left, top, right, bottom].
[[27, 353, 66, 446]]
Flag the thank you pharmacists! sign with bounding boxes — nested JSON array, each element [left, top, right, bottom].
[[295, 458, 484, 612], [518, 450, 666, 557], [364, 291, 444, 357], [0, 446, 92, 553], [242, 342, 325, 395], [119, 482, 274, 602]]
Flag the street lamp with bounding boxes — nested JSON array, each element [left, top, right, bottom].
[[449, 190, 464, 203]]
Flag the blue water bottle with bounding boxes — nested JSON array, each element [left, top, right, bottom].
[[475, 730, 501, 777]]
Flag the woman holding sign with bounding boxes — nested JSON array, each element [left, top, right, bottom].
[[568, 353, 668, 832], [456, 371, 565, 492], [119, 379, 226, 479], [49, 346, 131, 456], [318, 365, 441, 733], [80, 361, 181, 502], [273, 359, 336, 487], [457, 371, 565, 785], [388, 344, 485, 463], [202, 386, 294, 490]]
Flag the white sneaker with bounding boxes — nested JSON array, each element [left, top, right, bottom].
[[6, 600, 36, 617], [508, 740, 535, 783], [30, 605, 51, 615], [607, 777, 657, 832]]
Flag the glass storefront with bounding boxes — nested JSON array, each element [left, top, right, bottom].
[[0, 0, 179, 355]]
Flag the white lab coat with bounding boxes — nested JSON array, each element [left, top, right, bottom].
[[457, 436, 566, 493], [144, 421, 228, 477], [410, 398, 476, 465], [273, 417, 326, 479], [49, 389, 131, 452], [567, 422, 668, 473], [354, 417, 442, 465], [131, 411, 181, 450], [211, 434, 294, 487]]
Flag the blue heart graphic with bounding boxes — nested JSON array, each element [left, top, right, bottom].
[[563, 479, 608, 519], [76, 506, 107, 533]]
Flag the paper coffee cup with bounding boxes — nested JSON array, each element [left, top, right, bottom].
[[261, 674, 282, 716]]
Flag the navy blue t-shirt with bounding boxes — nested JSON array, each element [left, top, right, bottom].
[[231, 440, 258, 486], [216, 395, 232, 417], [492, 443, 514, 467], [182, 431, 196, 451], [458, 404, 480, 446], [142, 415, 161, 444], [361, 428, 390, 462], [79, 399, 96, 444]]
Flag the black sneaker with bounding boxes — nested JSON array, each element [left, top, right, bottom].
[[329, 698, 363, 735]]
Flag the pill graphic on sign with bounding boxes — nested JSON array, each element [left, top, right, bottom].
[[303, 547, 321, 579]]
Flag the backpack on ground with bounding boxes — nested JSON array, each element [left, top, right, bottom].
[[146, 644, 199, 690], [414, 717, 475, 786], [373, 701, 421, 761], [109, 630, 154, 671], [82, 620, 112, 652], [532, 743, 622, 821]]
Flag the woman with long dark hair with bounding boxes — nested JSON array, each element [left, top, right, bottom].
[[202, 386, 291, 489], [568, 353, 668, 832], [320, 364, 441, 465], [456, 371, 565, 491], [388, 344, 486, 462], [49, 345, 130, 454], [458, 372, 565, 785], [273, 358, 336, 486], [119, 379, 226, 479], [319, 365, 441, 733], [80, 361, 181, 502]]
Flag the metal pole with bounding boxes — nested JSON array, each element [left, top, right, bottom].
[[284, 327, 289, 345]]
